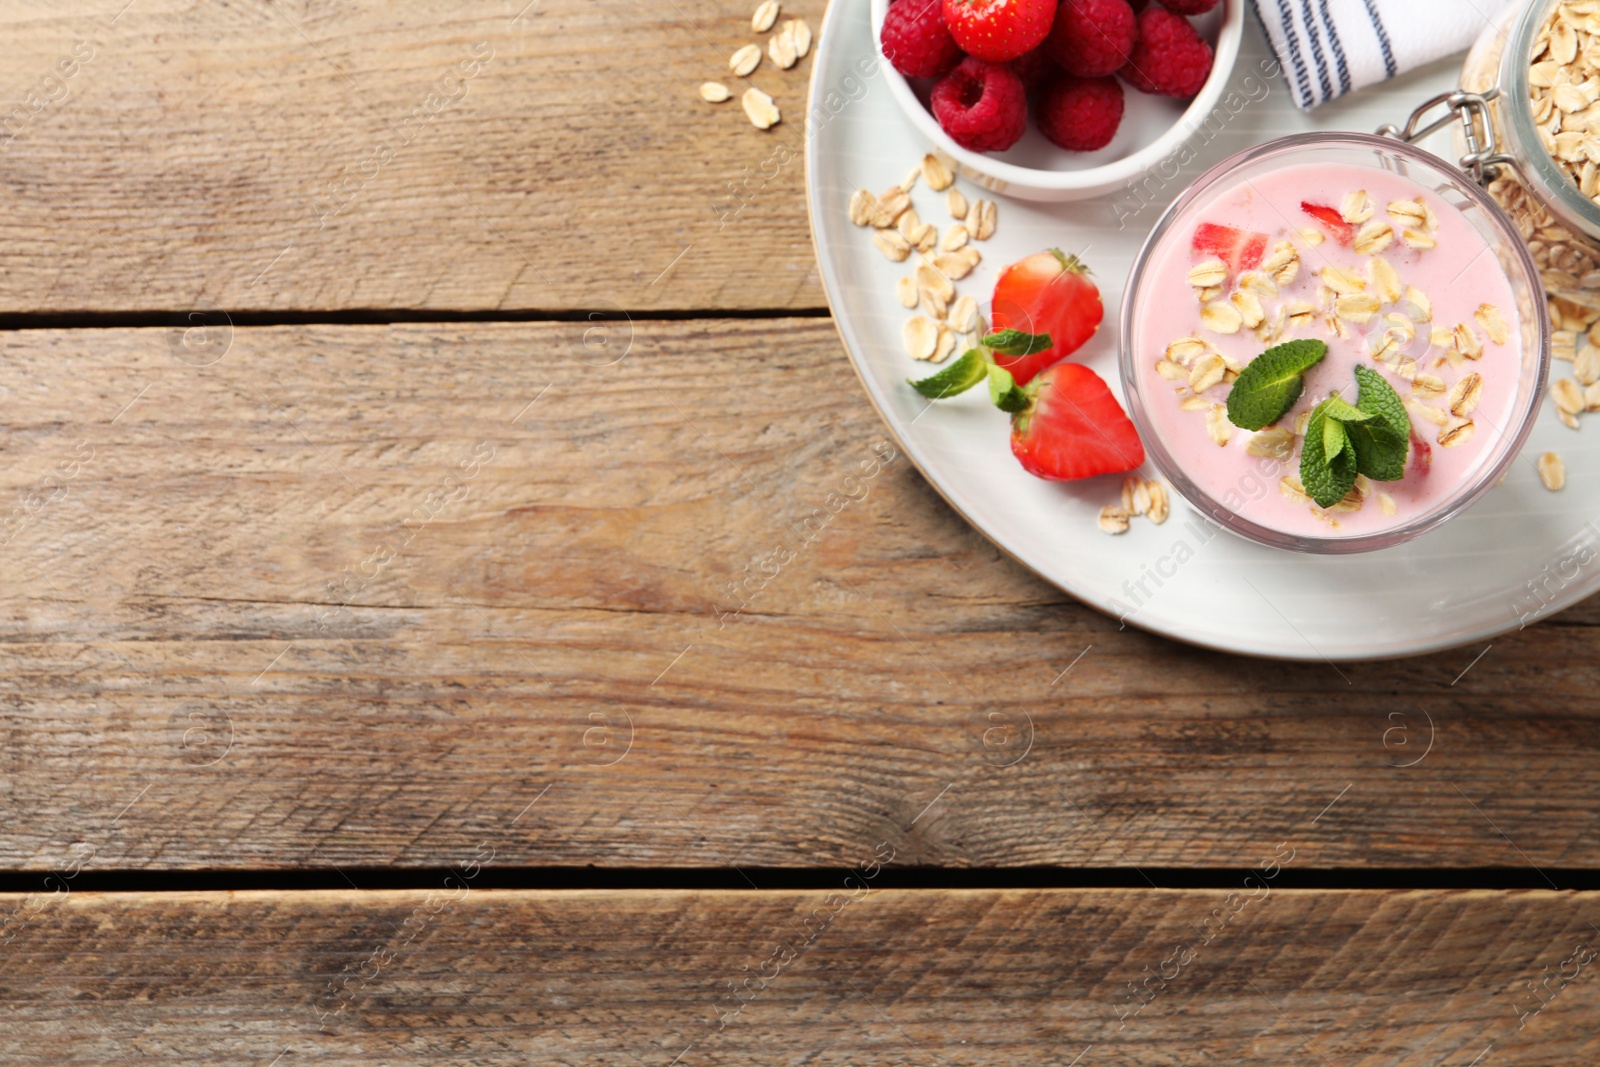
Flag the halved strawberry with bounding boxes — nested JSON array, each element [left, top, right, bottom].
[[1010, 362, 1144, 481], [1300, 201, 1354, 245], [1409, 431, 1431, 476], [1191, 223, 1267, 273], [990, 249, 1103, 385]]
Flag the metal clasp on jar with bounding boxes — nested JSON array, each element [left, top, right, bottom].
[[1378, 89, 1517, 185]]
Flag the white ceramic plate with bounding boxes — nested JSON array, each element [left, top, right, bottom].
[[807, 0, 1600, 660]]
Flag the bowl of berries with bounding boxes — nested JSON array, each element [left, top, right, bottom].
[[873, 0, 1243, 201]]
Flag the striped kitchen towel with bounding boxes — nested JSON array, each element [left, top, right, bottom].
[[1251, 0, 1516, 110]]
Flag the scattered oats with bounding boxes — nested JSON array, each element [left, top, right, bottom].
[[901, 163, 921, 193], [768, 28, 798, 69], [1280, 476, 1311, 504], [1382, 311, 1416, 343], [730, 43, 762, 77], [1336, 292, 1381, 323], [1577, 342, 1600, 384], [1397, 358, 1418, 380], [1475, 303, 1511, 345], [1240, 271, 1278, 299], [933, 324, 956, 363], [1196, 284, 1224, 304], [1554, 19, 1579, 66], [1231, 289, 1265, 329], [1293, 409, 1312, 436], [1406, 398, 1449, 426], [913, 222, 938, 254], [1189, 352, 1226, 393], [786, 17, 812, 58], [700, 81, 732, 103], [1201, 301, 1243, 334], [947, 187, 968, 220], [848, 188, 876, 227], [1554, 376, 1587, 414], [896, 275, 919, 309], [921, 153, 954, 192], [1448, 372, 1483, 416], [933, 250, 976, 280], [1587, 380, 1600, 410], [1370, 330, 1401, 363], [1538, 450, 1567, 491], [1204, 404, 1232, 446], [1404, 285, 1432, 322], [1369, 257, 1402, 303], [1561, 408, 1582, 429], [872, 228, 911, 262], [1179, 395, 1212, 412], [1430, 324, 1454, 350], [969, 198, 997, 240], [1166, 336, 1206, 364], [752, 0, 780, 32], [876, 186, 911, 224], [919, 283, 948, 320], [1341, 189, 1375, 224], [941, 224, 969, 252], [947, 294, 979, 334], [1412, 373, 1447, 399], [1354, 219, 1395, 255], [1246, 426, 1295, 459], [1263, 240, 1300, 284], [1284, 299, 1316, 331], [1439, 417, 1476, 447], [903, 316, 939, 361], [1297, 227, 1326, 247], [1387, 199, 1427, 227], [896, 206, 923, 243], [1451, 323, 1484, 360], [1146, 481, 1170, 524], [1319, 265, 1366, 294], [1378, 491, 1397, 516], [1098, 505, 1131, 534], [1155, 359, 1187, 382], [1187, 259, 1229, 288], [953, 245, 982, 273], [1555, 329, 1579, 361], [917, 259, 954, 301], [1402, 228, 1437, 249], [1121, 476, 1151, 516]]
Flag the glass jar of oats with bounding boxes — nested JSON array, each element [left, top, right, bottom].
[[1383, 0, 1600, 337]]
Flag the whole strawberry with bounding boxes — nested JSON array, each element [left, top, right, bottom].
[[1121, 6, 1212, 97], [931, 56, 1029, 152], [1045, 0, 1137, 78], [943, 0, 1058, 62], [989, 249, 1103, 383], [1036, 75, 1125, 151], [881, 0, 964, 79]]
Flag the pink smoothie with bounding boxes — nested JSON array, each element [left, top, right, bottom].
[[1131, 161, 1524, 539]]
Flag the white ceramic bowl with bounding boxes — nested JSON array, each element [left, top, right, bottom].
[[868, 0, 1244, 202]]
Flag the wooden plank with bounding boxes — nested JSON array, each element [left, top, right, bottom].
[[2, 888, 1597, 1063], [0, 0, 823, 314], [2, 321, 1600, 871]]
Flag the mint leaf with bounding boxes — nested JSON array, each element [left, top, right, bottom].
[[987, 364, 1029, 413], [984, 328, 1053, 357], [1323, 414, 1348, 462], [1225, 339, 1328, 430], [1318, 395, 1371, 424], [909, 348, 988, 399], [1349, 366, 1412, 481], [1301, 397, 1359, 508], [1347, 420, 1408, 480], [1353, 365, 1410, 441]]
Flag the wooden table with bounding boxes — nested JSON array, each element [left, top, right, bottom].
[[3, 2, 1597, 1063]]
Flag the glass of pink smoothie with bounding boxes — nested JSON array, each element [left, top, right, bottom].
[[1122, 133, 1549, 553]]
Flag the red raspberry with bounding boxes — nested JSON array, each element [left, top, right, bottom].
[[881, 0, 964, 79], [1009, 45, 1058, 91], [1044, 0, 1137, 78], [1036, 75, 1124, 150], [1120, 6, 1212, 98], [931, 56, 1029, 152], [1159, 0, 1217, 12]]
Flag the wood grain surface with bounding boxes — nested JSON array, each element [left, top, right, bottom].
[[2, 321, 1597, 872], [0, 0, 823, 314], [4, 888, 1598, 1064]]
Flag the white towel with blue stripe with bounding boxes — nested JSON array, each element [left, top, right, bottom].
[[1251, 0, 1516, 110]]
